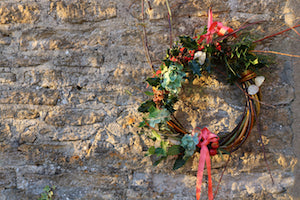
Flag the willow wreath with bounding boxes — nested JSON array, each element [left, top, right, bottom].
[[138, 8, 268, 200]]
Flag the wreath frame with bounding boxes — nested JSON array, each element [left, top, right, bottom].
[[138, 8, 269, 200], [138, 11, 266, 167]]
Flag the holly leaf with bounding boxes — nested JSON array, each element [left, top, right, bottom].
[[250, 58, 259, 65], [146, 77, 160, 87], [188, 60, 202, 76], [138, 100, 156, 113], [179, 36, 198, 49]]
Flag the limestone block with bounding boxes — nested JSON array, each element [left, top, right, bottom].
[[0, 108, 40, 120], [0, 37, 11, 45], [0, 0, 297, 199], [0, 124, 11, 142], [19, 129, 37, 144], [0, 168, 16, 189], [0, 72, 16, 83], [19, 28, 109, 51], [0, 89, 60, 106], [53, 50, 104, 68], [15, 53, 50, 67], [23, 67, 106, 90], [67, 91, 97, 105], [17, 143, 75, 165], [52, 125, 101, 142], [0, 3, 40, 24], [266, 84, 295, 105], [52, 1, 117, 23], [44, 108, 105, 127]]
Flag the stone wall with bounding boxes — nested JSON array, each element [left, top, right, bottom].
[[0, 0, 299, 199]]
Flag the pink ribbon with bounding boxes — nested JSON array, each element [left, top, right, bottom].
[[193, 127, 219, 200], [199, 8, 234, 44]]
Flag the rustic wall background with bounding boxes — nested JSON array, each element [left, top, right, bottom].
[[0, 0, 299, 199]]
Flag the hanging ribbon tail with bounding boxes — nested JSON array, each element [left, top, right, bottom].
[[196, 146, 214, 200], [195, 127, 218, 200], [196, 146, 207, 200], [206, 150, 214, 200]]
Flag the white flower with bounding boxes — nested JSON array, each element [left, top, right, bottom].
[[247, 76, 265, 95], [254, 76, 265, 87], [248, 85, 259, 95], [194, 51, 206, 65]]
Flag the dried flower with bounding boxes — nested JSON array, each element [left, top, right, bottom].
[[194, 51, 206, 65]]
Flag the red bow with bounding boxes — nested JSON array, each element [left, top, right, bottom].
[[193, 127, 219, 200], [199, 8, 234, 44]]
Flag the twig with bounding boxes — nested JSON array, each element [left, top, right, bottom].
[[233, 82, 276, 108], [253, 24, 300, 43], [257, 113, 274, 184], [166, 0, 173, 48], [141, 0, 155, 72], [281, 32, 300, 42], [250, 50, 300, 58], [213, 66, 276, 108], [289, 25, 300, 37], [147, 0, 152, 10], [215, 21, 265, 42], [214, 150, 232, 198]]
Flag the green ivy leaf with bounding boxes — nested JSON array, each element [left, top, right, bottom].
[[161, 63, 185, 94], [144, 91, 154, 96], [155, 147, 166, 156], [167, 145, 182, 155], [138, 100, 156, 113], [138, 119, 147, 128], [164, 95, 178, 113], [188, 60, 202, 76], [147, 146, 156, 155], [173, 157, 187, 170], [161, 140, 169, 154], [148, 106, 170, 127], [151, 130, 161, 141], [146, 77, 160, 87], [153, 157, 166, 166]]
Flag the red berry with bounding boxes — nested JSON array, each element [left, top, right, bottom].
[[209, 149, 217, 156], [180, 47, 186, 52], [211, 142, 219, 149]]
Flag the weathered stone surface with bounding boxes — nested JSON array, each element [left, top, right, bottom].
[[44, 108, 105, 127], [53, 50, 105, 67], [0, 37, 11, 45], [0, 89, 59, 105], [51, 1, 117, 23], [1, 108, 39, 119], [0, 0, 298, 199], [0, 168, 16, 189], [0, 72, 16, 83], [19, 28, 109, 51], [264, 83, 295, 105], [15, 53, 51, 67], [0, 3, 40, 24], [19, 130, 37, 144]]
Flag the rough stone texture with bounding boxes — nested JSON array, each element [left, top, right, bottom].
[[0, 0, 299, 199]]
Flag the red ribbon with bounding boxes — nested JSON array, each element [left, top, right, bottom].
[[193, 127, 219, 200]]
